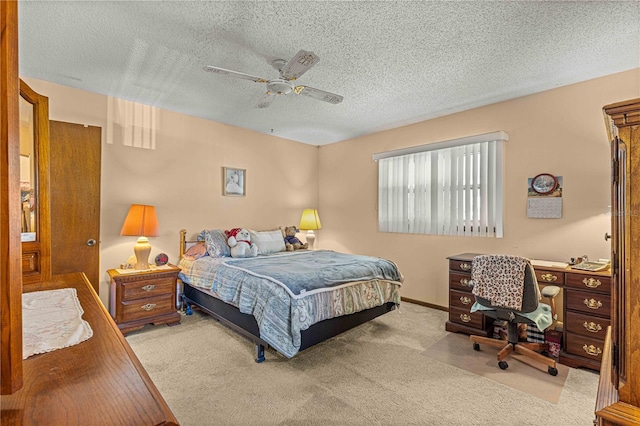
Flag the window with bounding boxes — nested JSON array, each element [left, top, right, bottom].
[[374, 131, 507, 237]]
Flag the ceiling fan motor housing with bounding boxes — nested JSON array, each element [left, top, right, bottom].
[[267, 79, 294, 95]]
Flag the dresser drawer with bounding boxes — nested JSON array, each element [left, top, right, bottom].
[[449, 259, 473, 274], [565, 311, 610, 339], [564, 331, 605, 363], [122, 276, 176, 301], [449, 306, 484, 329], [121, 293, 175, 322], [565, 289, 611, 317], [534, 269, 564, 285], [565, 273, 611, 294], [450, 272, 473, 291], [450, 289, 475, 310]]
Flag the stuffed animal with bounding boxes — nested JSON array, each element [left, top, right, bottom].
[[283, 226, 308, 251], [224, 228, 258, 258]]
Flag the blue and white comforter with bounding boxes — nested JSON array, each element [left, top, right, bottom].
[[178, 250, 402, 358]]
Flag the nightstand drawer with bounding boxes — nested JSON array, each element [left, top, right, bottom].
[[122, 276, 175, 301], [121, 293, 175, 322], [566, 289, 611, 317]]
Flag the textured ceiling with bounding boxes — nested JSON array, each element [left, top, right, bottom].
[[18, 1, 640, 146]]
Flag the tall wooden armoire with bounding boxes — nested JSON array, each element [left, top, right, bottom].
[[597, 99, 640, 424]]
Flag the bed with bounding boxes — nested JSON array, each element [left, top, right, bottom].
[[177, 228, 403, 362]]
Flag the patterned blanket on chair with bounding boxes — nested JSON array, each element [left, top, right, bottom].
[[471, 255, 528, 310]]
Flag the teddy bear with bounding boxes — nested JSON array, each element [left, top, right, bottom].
[[224, 228, 258, 258], [282, 226, 308, 251]]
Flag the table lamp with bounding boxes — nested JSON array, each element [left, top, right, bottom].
[[299, 208, 322, 250], [120, 204, 159, 269]]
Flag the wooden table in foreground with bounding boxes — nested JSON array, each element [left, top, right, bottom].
[[1, 272, 179, 426]]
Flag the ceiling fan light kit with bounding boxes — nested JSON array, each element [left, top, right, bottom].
[[204, 49, 343, 108]]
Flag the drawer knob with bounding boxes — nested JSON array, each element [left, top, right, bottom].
[[460, 313, 471, 323], [582, 344, 602, 357], [459, 296, 472, 305], [460, 278, 470, 287], [583, 298, 603, 310], [141, 284, 156, 292], [540, 273, 558, 282], [583, 321, 603, 333], [582, 278, 601, 289], [141, 303, 157, 311], [460, 263, 471, 271]]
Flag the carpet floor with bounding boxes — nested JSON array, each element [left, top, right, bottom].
[[126, 302, 599, 426]]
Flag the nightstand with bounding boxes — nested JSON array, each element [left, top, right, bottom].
[[108, 265, 181, 335]]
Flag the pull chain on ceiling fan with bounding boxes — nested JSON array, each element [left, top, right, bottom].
[[204, 50, 344, 108]]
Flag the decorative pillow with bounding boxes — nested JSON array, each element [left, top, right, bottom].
[[198, 229, 231, 258], [183, 242, 208, 260], [249, 229, 286, 255]]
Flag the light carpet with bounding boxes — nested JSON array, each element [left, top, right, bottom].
[[422, 332, 569, 404], [126, 302, 599, 426]]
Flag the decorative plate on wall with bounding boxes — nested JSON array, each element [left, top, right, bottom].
[[531, 173, 558, 195]]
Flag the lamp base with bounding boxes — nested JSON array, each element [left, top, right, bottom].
[[305, 230, 316, 250], [134, 236, 152, 270]]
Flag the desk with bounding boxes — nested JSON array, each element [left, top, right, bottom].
[[445, 253, 611, 371], [1, 273, 179, 425]]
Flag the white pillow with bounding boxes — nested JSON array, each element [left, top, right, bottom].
[[250, 229, 285, 255]]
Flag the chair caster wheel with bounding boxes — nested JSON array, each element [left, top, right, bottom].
[[473, 342, 480, 351], [498, 361, 509, 370], [548, 367, 558, 376]]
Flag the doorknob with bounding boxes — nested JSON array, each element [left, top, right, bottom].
[[87, 239, 97, 246], [604, 233, 611, 241]]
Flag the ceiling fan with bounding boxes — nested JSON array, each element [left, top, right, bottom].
[[204, 50, 344, 108]]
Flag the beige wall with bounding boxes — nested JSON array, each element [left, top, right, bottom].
[[24, 68, 639, 309], [22, 77, 319, 305], [318, 69, 640, 308]]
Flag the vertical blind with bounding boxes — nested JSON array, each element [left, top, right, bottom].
[[375, 132, 507, 237]]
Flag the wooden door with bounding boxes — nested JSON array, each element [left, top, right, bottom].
[[49, 121, 101, 291]]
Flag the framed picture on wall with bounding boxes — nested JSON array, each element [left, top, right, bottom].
[[223, 167, 246, 196]]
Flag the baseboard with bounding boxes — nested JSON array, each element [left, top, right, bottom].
[[401, 297, 448, 312]]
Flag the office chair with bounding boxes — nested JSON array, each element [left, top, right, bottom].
[[468, 255, 558, 376]]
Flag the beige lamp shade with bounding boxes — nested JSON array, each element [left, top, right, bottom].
[[299, 209, 321, 250], [120, 204, 159, 269]]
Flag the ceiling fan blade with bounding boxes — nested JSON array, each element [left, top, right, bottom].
[[294, 85, 343, 104], [204, 65, 268, 83], [255, 92, 276, 109], [280, 50, 320, 80]]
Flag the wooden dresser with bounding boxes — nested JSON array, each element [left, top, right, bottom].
[[0, 273, 179, 425], [446, 253, 611, 371], [595, 99, 640, 425]]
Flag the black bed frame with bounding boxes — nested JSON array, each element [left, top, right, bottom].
[[178, 229, 397, 362]]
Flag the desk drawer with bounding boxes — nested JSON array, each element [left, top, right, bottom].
[[449, 259, 473, 274], [534, 269, 564, 285], [565, 273, 611, 294], [565, 311, 610, 339], [566, 289, 611, 317], [122, 276, 175, 301], [564, 331, 605, 363], [121, 293, 175, 321], [449, 306, 484, 329], [449, 272, 473, 291], [449, 289, 475, 310]]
